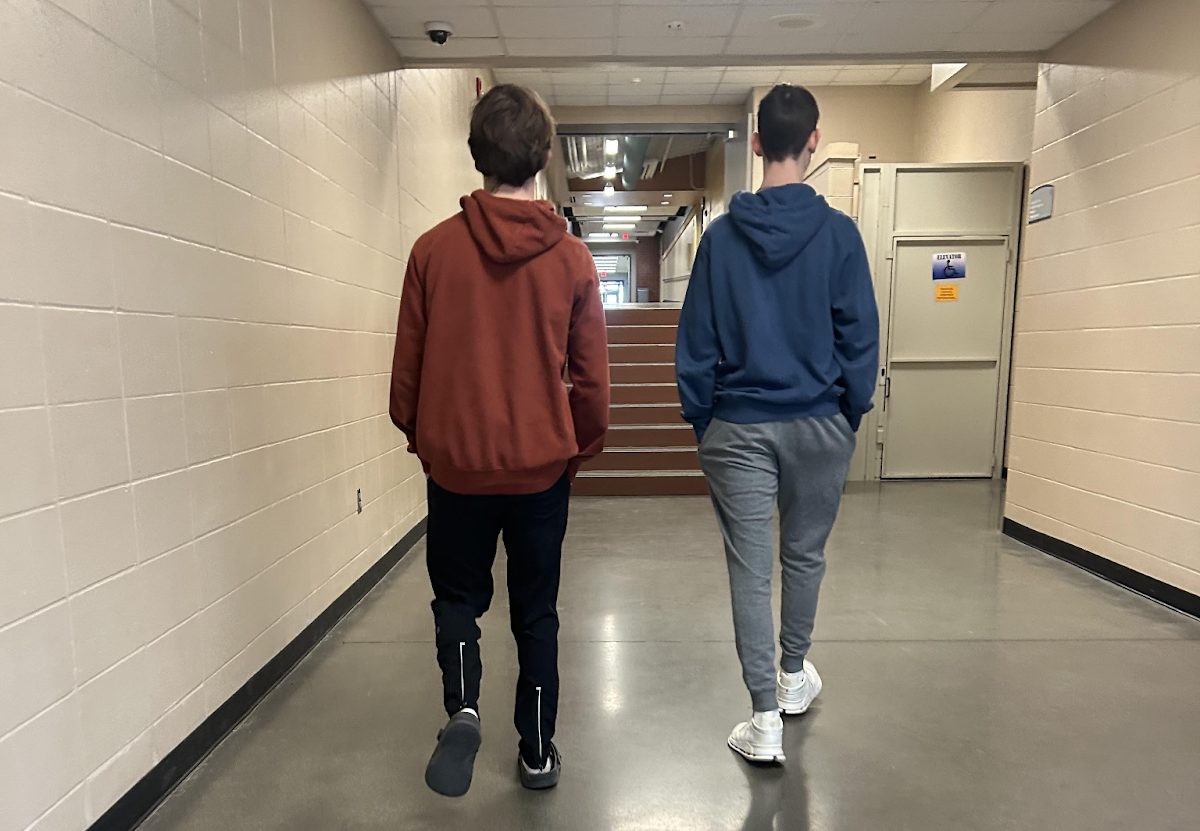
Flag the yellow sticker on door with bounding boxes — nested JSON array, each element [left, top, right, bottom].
[[935, 284, 959, 302]]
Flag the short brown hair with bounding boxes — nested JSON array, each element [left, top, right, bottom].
[[757, 85, 820, 163], [469, 84, 554, 188]]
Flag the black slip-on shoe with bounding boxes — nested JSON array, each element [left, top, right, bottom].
[[518, 742, 561, 790], [425, 711, 482, 797]]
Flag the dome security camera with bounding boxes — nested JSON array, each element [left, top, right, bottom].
[[425, 21, 453, 45]]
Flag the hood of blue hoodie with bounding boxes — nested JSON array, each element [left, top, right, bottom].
[[728, 183, 831, 270]]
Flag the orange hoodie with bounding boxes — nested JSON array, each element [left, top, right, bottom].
[[389, 190, 610, 495]]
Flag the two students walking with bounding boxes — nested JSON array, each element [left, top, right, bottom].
[[388, 82, 879, 796]]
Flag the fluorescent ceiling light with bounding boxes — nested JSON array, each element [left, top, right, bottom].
[[603, 223, 636, 230], [661, 201, 670, 205], [603, 165, 616, 179], [663, 193, 673, 197], [604, 138, 618, 155], [604, 205, 647, 213]]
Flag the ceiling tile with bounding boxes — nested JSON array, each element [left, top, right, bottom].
[[660, 93, 716, 105], [890, 65, 934, 83], [734, 3, 863, 36], [710, 91, 751, 105], [661, 82, 720, 95], [556, 93, 609, 106], [719, 66, 786, 84], [967, 1, 1116, 33], [506, 38, 616, 56], [847, 2, 991, 34], [716, 81, 756, 97], [617, 6, 739, 38], [548, 70, 609, 86], [608, 67, 667, 83], [618, 36, 728, 56], [777, 67, 841, 86], [391, 38, 505, 59], [371, 5, 497, 38], [496, 6, 615, 39], [608, 94, 664, 105], [831, 66, 901, 84], [495, 69, 554, 84], [665, 67, 726, 84]]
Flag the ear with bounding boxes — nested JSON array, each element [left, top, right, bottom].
[[751, 131, 764, 158], [807, 128, 820, 154]]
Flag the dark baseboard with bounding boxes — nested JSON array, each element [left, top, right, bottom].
[[89, 518, 428, 831], [1003, 518, 1200, 619]]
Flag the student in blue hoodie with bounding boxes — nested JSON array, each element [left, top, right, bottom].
[[677, 85, 879, 764]]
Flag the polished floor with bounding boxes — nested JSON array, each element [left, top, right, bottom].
[[142, 482, 1200, 831]]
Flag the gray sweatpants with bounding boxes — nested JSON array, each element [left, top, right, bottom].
[[698, 414, 856, 712]]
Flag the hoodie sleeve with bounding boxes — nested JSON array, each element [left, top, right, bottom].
[[832, 227, 880, 432], [566, 262, 611, 478], [389, 254, 426, 456], [675, 235, 719, 441]]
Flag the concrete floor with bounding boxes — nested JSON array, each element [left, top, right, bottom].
[[142, 482, 1200, 831]]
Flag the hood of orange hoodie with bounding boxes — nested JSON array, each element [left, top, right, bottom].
[[461, 189, 569, 264]]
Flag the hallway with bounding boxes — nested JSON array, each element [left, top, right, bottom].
[[139, 483, 1200, 831]]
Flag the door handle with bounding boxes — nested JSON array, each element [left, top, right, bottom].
[[884, 376, 891, 399]]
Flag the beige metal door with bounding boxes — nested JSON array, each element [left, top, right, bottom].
[[881, 238, 1010, 478]]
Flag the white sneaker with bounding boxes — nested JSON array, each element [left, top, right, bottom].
[[777, 659, 822, 716], [727, 710, 785, 764]]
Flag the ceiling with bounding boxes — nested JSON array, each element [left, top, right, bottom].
[[497, 64, 940, 107], [369, 0, 1118, 63], [568, 190, 695, 240]]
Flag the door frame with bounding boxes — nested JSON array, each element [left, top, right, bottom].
[[856, 162, 1025, 482]]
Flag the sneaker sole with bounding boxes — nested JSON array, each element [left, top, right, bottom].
[[425, 720, 482, 797], [727, 737, 785, 764], [518, 763, 561, 790]]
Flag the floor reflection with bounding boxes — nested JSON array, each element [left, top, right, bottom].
[[739, 719, 813, 831]]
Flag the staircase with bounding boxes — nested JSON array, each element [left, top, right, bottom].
[[576, 305, 708, 496]]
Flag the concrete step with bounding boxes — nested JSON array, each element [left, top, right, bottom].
[[611, 383, 680, 405], [610, 363, 675, 384], [607, 424, 696, 448], [610, 403, 681, 424], [604, 307, 681, 326], [580, 447, 700, 472], [607, 325, 678, 345], [574, 470, 708, 496], [608, 343, 673, 364]]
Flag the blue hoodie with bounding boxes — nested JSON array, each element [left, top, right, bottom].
[[676, 183, 879, 440]]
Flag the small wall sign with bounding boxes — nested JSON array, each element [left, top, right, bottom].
[[1028, 184, 1054, 223], [935, 284, 959, 302], [932, 252, 966, 281]]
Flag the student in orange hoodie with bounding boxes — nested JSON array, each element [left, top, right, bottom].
[[389, 84, 610, 797]]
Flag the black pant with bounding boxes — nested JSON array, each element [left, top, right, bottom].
[[426, 472, 570, 768]]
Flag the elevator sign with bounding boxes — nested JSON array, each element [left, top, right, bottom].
[[932, 252, 966, 281]]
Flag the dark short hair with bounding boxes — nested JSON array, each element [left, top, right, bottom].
[[757, 85, 820, 163], [469, 84, 554, 187]]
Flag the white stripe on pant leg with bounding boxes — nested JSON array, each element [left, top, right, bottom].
[[536, 686, 543, 762], [459, 642, 465, 704]]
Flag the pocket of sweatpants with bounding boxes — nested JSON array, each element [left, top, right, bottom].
[[832, 412, 856, 441], [697, 418, 721, 455]]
